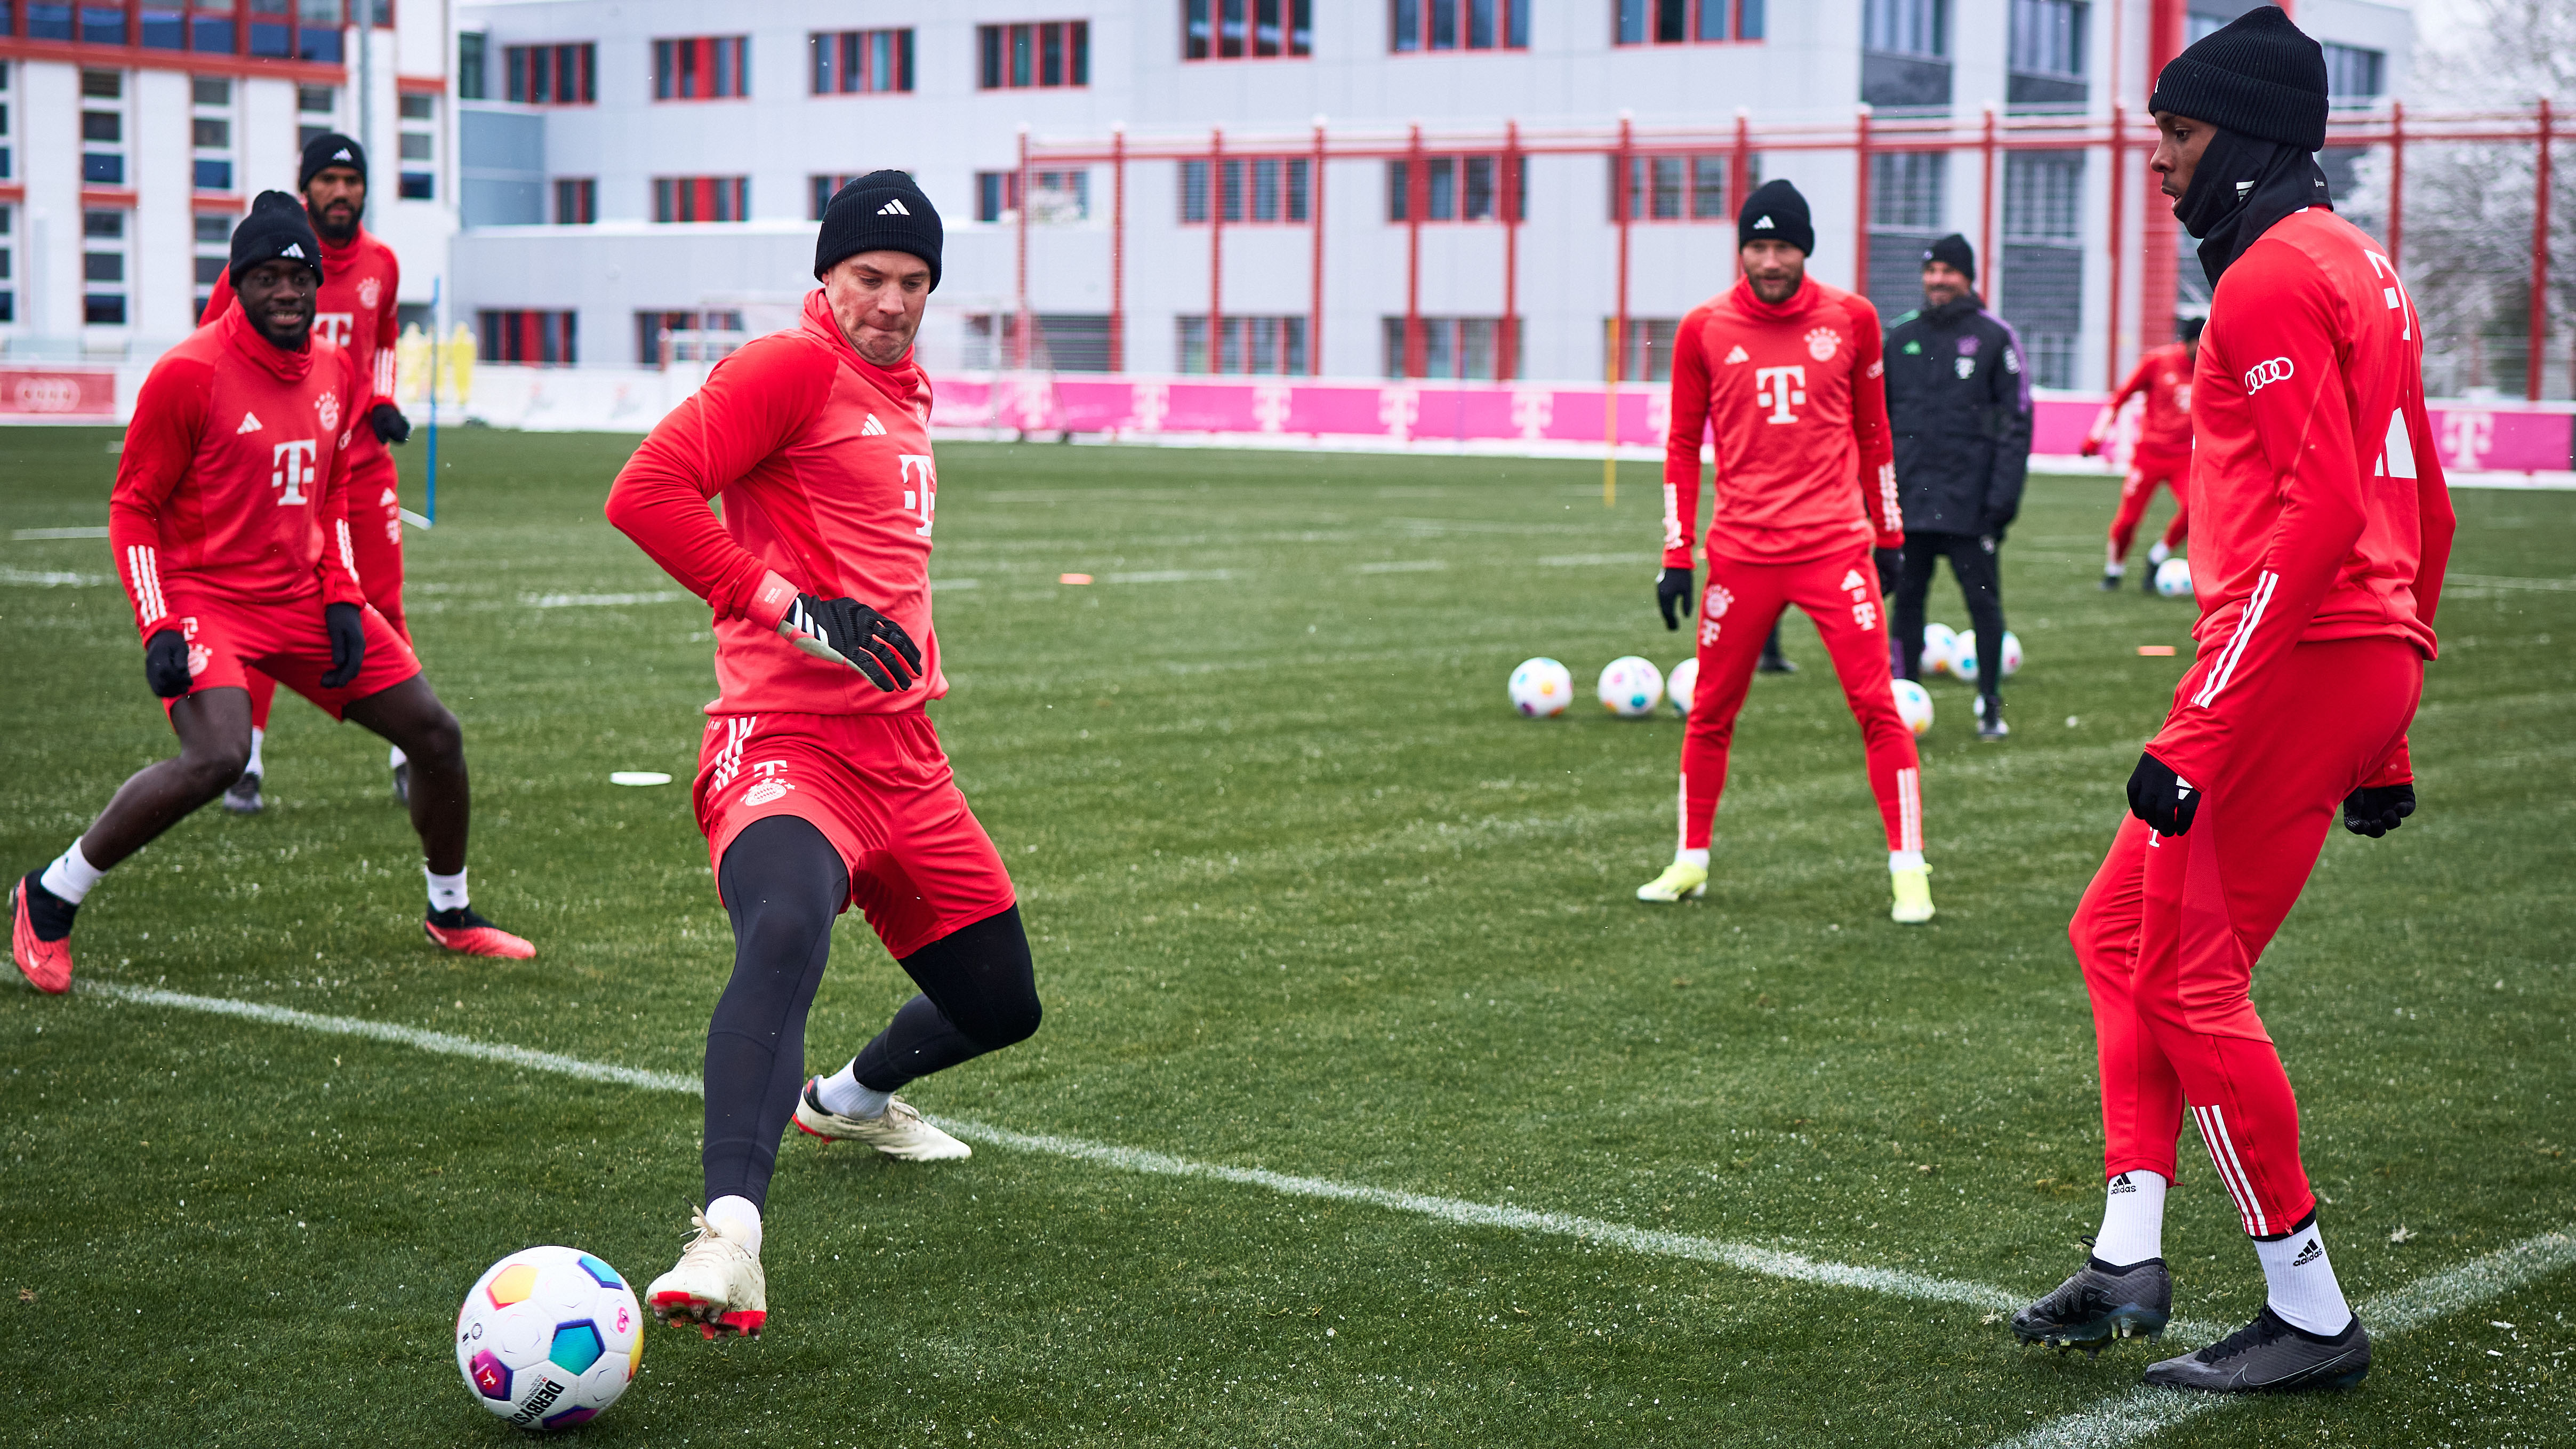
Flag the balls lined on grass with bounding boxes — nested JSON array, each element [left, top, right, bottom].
[[457, 1246, 644, 1431], [1892, 678, 1935, 737], [2156, 558, 2195, 598], [1666, 657, 1699, 716], [1999, 630, 2024, 678], [1919, 622, 1959, 677], [1508, 657, 1574, 717], [1598, 656, 1664, 717], [1951, 630, 1981, 684]]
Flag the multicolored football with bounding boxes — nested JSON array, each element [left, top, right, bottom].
[[456, 1246, 644, 1431]]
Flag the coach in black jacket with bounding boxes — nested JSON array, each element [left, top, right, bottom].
[[1884, 234, 2033, 740]]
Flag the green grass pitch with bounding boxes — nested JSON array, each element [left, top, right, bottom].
[[2, 425, 2570, 1446]]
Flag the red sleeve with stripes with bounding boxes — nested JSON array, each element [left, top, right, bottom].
[[1848, 300, 1903, 549], [1660, 309, 1712, 570], [108, 353, 213, 639]]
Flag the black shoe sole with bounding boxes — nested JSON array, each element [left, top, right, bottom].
[[2013, 1306, 2170, 1355]]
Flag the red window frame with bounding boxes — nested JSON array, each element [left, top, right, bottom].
[[478, 309, 578, 366], [1612, 0, 1766, 45], [1386, 153, 1526, 223], [810, 27, 914, 94], [1610, 153, 1733, 222], [1177, 156, 1310, 225], [1387, 0, 1526, 53], [976, 20, 1089, 89], [653, 35, 749, 101], [651, 176, 749, 223], [503, 42, 596, 105], [1183, 0, 1314, 59]]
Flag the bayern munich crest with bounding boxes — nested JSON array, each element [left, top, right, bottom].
[[358, 277, 382, 309], [315, 391, 341, 432], [1804, 327, 1841, 362]]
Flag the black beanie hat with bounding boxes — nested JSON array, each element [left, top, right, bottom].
[[231, 190, 325, 284], [1922, 233, 1976, 281], [299, 131, 367, 190], [814, 170, 943, 290], [1737, 179, 1815, 257], [2178, 314, 2208, 343], [2147, 5, 2329, 152]]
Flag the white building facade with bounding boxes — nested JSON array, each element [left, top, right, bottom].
[[438, 0, 2408, 390]]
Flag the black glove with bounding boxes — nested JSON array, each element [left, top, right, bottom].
[[1873, 547, 1902, 597], [143, 627, 192, 699], [2342, 782, 2416, 838], [370, 402, 412, 445], [778, 593, 921, 692], [1981, 522, 2008, 550], [320, 602, 366, 689], [1656, 566, 1694, 631], [2125, 751, 2200, 837]]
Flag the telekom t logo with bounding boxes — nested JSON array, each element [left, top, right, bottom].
[[270, 439, 317, 504], [313, 313, 355, 348], [899, 454, 937, 537], [1754, 365, 1807, 423]]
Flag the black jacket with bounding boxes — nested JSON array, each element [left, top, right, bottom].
[[1883, 297, 2033, 538]]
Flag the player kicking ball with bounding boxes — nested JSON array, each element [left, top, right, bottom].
[[606, 173, 1041, 1341], [2084, 316, 2201, 593], [1639, 180, 1933, 924], [9, 194, 531, 995], [2011, 7, 2451, 1392], [200, 134, 417, 813]]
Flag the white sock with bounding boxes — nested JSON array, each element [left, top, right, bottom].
[[245, 726, 266, 779], [815, 1061, 893, 1119], [2091, 1170, 2168, 1266], [1889, 849, 1925, 874], [1673, 847, 1710, 870], [2256, 1219, 2353, 1336], [2104, 559, 2126, 577], [705, 1194, 763, 1254], [2147, 540, 2172, 567], [38, 840, 107, 905], [426, 867, 469, 914], [389, 743, 408, 770]]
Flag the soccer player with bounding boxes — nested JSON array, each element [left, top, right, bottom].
[[1639, 179, 1933, 924], [2084, 317, 2202, 593], [9, 194, 532, 995], [199, 134, 415, 813], [604, 173, 1041, 1341], [2010, 7, 2451, 1392], [1883, 234, 2032, 741]]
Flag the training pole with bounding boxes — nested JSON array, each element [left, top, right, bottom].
[[425, 276, 439, 526]]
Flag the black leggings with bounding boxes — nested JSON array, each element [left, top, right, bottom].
[[701, 814, 1041, 1208], [1892, 531, 2005, 702]]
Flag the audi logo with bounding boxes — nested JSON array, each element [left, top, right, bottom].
[[12, 378, 89, 413], [2242, 356, 2295, 393]]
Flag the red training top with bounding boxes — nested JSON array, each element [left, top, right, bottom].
[[606, 290, 948, 718], [1662, 276, 1901, 569], [110, 306, 371, 639], [2094, 341, 2196, 459], [205, 222, 402, 462], [2146, 208, 2455, 790]]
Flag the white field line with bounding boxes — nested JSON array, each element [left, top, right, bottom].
[[1986, 1229, 2576, 1449], [0, 566, 111, 587], [85, 978, 2014, 1312], [11, 525, 112, 540]]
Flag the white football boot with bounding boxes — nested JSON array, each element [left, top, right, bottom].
[[646, 1208, 767, 1340], [792, 1078, 972, 1161]]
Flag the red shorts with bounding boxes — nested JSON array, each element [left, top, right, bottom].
[[693, 710, 1015, 960], [165, 589, 421, 721]]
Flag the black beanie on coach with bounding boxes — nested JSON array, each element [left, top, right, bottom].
[[299, 131, 367, 190], [2147, 5, 2329, 152], [814, 171, 944, 290], [230, 190, 325, 284], [1922, 233, 1976, 281], [1737, 179, 1815, 256]]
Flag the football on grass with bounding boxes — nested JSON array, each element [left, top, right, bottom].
[[1666, 657, 1699, 716], [1892, 678, 1935, 737], [1598, 656, 1665, 717], [1508, 657, 1574, 717], [457, 1247, 644, 1431], [2156, 558, 2195, 597]]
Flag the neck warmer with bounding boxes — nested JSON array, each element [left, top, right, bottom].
[[220, 303, 315, 385], [2176, 126, 2333, 288]]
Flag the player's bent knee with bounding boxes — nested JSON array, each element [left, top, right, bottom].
[[959, 987, 1042, 1051]]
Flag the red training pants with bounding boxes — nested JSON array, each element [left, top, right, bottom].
[[1679, 541, 1923, 854], [248, 446, 408, 731], [2108, 450, 2191, 564], [2071, 636, 2420, 1237]]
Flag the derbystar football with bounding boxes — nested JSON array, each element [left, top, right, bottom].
[[1951, 630, 1981, 684], [1508, 657, 1574, 718], [1919, 622, 1959, 677], [1666, 657, 1699, 716], [1892, 678, 1935, 738], [1597, 656, 1665, 718], [457, 1246, 644, 1431], [2156, 558, 2195, 598], [1999, 630, 2024, 678]]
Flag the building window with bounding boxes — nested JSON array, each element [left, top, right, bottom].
[[812, 28, 915, 93], [1869, 151, 1946, 231], [978, 21, 1090, 89], [1391, 0, 1528, 51], [296, 84, 337, 151], [81, 73, 126, 188], [977, 170, 1091, 224], [652, 176, 749, 223], [0, 205, 12, 324], [1611, 154, 1729, 221], [399, 93, 435, 121], [192, 208, 231, 321], [190, 77, 236, 196], [966, 313, 1114, 371], [2322, 43, 2384, 102], [1178, 315, 1309, 375], [554, 178, 596, 223], [505, 43, 597, 105], [19, 1, 357, 55], [2008, 0, 2086, 108], [1381, 316, 1512, 379], [1179, 158, 1308, 223], [636, 309, 745, 366], [2004, 153, 2082, 243], [458, 32, 489, 100], [1186, 0, 1315, 59], [1865, 0, 1945, 55], [83, 207, 126, 326], [655, 36, 751, 101], [1614, 0, 1763, 44], [479, 309, 580, 366], [1610, 317, 1683, 382], [1387, 155, 1526, 222], [811, 173, 862, 221]]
